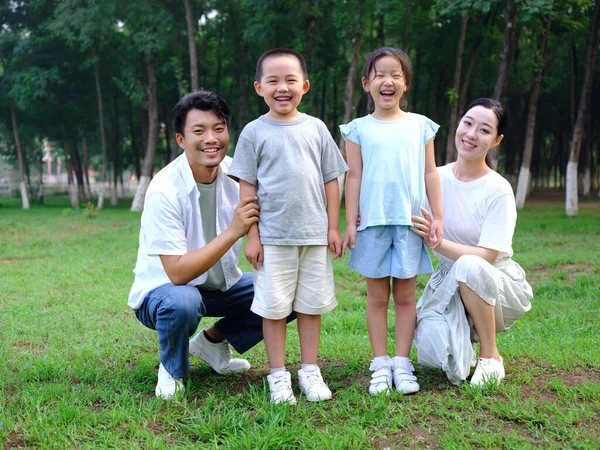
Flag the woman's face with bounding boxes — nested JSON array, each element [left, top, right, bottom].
[[455, 105, 504, 162]]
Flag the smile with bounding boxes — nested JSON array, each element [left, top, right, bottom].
[[462, 140, 476, 149], [201, 147, 220, 154], [275, 96, 291, 102]]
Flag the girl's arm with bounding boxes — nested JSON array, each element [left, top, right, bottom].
[[342, 139, 362, 255], [424, 138, 443, 249], [239, 180, 263, 270], [324, 178, 343, 259], [412, 208, 498, 265]]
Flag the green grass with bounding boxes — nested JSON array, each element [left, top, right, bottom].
[[1, 196, 599, 449]]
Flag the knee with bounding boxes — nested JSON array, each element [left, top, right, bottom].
[[159, 285, 205, 322], [454, 255, 488, 284]]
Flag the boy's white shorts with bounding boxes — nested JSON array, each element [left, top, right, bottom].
[[251, 245, 337, 320]]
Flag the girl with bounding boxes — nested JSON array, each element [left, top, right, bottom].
[[340, 47, 443, 395], [412, 98, 532, 387]]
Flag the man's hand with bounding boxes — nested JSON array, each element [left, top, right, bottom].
[[328, 228, 343, 259], [228, 196, 259, 240]]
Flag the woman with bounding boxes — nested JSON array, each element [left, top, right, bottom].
[[412, 98, 533, 386]]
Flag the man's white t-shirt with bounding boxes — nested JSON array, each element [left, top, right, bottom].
[[127, 154, 242, 309], [433, 164, 517, 267]]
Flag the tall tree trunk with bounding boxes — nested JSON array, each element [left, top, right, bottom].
[[165, 104, 177, 162], [111, 95, 120, 206], [490, 1, 517, 170], [515, 15, 552, 208], [9, 96, 29, 209], [184, 0, 199, 91], [129, 101, 142, 180], [131, 51, 159, 212], [582, 106, 592, 196], [566, 0, 600, 217], [338, 0, 365, 203], [445, 15, 468, 164], [92, 45, 108, 210], [569, 31, 577, 131], [82, 136, 92, 199], [402, 0, 412, 50]]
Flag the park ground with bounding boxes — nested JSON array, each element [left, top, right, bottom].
[[0, 194, 599, 449]]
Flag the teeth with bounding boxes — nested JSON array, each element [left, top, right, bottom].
[[462, 141, 475, 149]]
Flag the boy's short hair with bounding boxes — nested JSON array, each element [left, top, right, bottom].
[[173, 90, 231, 136], [255, 48, 308, 82]]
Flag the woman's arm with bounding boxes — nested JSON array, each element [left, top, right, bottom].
[[412, 207, 498, 265]]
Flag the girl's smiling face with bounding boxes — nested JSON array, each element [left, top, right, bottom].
[[362, 55, 407, 114], [455, 105, 504, 161]]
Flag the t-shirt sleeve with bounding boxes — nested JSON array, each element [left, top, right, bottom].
[[477, 193, 517, 256], [423, 117, 440, 147], [143, 191, 188, 256], [320, 122, 348, 183], [228, 131, 258, 185], [339, 120, 360, 145]]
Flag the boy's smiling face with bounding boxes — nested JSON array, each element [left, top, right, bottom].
[[254, 55, 310, 121]]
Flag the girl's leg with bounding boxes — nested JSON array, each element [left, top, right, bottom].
[[263, 318, 287, 368], [391, 276, 417, 357], [297, 312, 320, 364], [458, 282, 501, 361], [366, 277, 391, 356]]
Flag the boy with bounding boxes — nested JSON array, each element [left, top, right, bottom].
[[228, 48, 347, 404]]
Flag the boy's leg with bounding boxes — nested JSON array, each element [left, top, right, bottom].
[[263, 318, 287, 368], [391, 276, 417, 357], [297, 313, 320, 364], [366, 277, 391, 357], [135, 283, 204, 383]]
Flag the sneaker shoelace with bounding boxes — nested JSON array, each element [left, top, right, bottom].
[[303, 370, 326, 390]]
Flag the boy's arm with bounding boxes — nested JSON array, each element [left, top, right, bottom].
[[424, 138, 443, 249], [324, 178, 343, 259], [239, 180, 263, 270], [160, 196, 259, 285], [343, 140, 362, 254]]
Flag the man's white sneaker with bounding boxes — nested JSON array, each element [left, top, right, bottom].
[[267, 371, 297, 405], [470, 357, 505, 387], [368, 357, 393, 396], [189, 330, 251, 374], [155, 363, 184, 400], [298, 366, 332, 402], [392, 357, 420, 395]]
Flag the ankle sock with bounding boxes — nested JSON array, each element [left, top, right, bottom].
[[203, 330, 222, 344], [270, 367, 286, 375], [301, 363, 318, 371]]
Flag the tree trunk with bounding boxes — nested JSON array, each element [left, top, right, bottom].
[[92, 45, 108, 210], [566, 0, 600, 217], [445, 15, 468, 165], [9, 96, 29, 209], [338, 0, 365, 203], [132, 51, 159, 212], [515, 15, 552, 208], [111, 94, 120, 206], [184, 0, 199, 91], [458, 37, 483, 114], [402, 0, 412, 50], [63, 138, 79, 209], [129, 101, 142, 180], [82, 136, 92, 199], [490, 1, 517, 170], [582, 107, 592, 196]]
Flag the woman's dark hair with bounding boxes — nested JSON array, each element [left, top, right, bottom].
[[173, 90, 231, 136], [461, 98, 508, 169], [363, 47, 412, 112]]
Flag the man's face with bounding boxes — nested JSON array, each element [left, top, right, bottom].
[[176, 109, 230, 181]]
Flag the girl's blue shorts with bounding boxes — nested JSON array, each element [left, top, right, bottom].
[[349, 225, 433, 279]]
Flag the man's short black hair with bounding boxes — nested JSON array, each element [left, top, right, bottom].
[[173, 90, 231, 136], [255, 48, 308, 82]]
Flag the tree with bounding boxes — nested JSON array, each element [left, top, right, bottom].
[[566, 0, 599, 217], [183, 0, 199, 91]]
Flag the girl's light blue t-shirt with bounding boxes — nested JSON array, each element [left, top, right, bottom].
[[340, 113, 439, 231]]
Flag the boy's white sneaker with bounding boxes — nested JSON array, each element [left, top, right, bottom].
[[392, 357, 420, 395], [155, 363, 184, 400], [298, 366, 332, 402], [189, 330, 251, 374], [368, 357, 393, 396], [471, 357, 505, 387], [267, 371, 297, 405]]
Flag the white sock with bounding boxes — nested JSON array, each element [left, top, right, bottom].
[[301, 363, 318, 372], [270, 367, 286, 375]]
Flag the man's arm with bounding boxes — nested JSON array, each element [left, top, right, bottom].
[[160, 196, 259, 285]]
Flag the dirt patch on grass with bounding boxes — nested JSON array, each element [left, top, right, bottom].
[[372, 428, 440, 450], [11, 340, 46, 355], [527, 262, 595, 284], [0, 257, 25, 265], [3, 432, 26, 450]]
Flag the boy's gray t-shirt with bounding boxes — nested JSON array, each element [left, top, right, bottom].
[[228, 114, 347, 245]]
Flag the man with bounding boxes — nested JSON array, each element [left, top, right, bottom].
[[128, 90, 264, 400]]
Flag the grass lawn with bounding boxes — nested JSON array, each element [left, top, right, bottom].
[[1, 195, 599, 449]]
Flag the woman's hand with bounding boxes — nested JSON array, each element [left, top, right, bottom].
[[411, 207, 442, 250]]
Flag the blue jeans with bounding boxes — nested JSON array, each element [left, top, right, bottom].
[[135, 273, 268, 378]]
